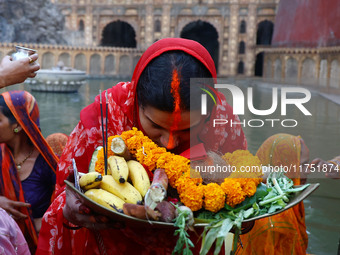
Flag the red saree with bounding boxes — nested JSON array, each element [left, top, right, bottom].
[[37, 38, 247, 255], [236, 134, 308, 255], [0, 91, 58, 253]]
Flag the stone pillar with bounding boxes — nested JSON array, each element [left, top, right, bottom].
[[101, 53, 105, 75], [297, 55, 302, 84], [85, 5, 93, 46], [245, 3, 257, 76], [70, 5, 78, 31], [219, 17, 228, 76], [228, 2, 239, 76], [161, 5, 171, 38], [145, 2, 154, 47]]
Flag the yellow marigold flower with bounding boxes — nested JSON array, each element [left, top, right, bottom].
[[221, 178, 246, 207], [95, 147, 105, 175], [175, 169, 202, 194], [125, 135, 152, 155], [179, 182, 204, 211], [223, 150, 263, 179], [120, 127, 143, 141], [106, 136, 116, 158], [204, 183, 226, 213], [157, 153, 189, 187], [135, 142, 167, 171], [242, 180, 257, 197]]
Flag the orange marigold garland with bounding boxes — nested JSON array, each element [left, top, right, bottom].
[[94, 128, 263, 212]]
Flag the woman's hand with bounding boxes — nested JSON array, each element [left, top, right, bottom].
[[0, 196, 30, 221], [63, 183, 124, 230], [0, 54, 40, 88], [309, 158, 340, 179]]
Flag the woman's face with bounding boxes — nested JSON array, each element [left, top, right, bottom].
[[0, 108, 17, 144], [138, 105, 207, 154]]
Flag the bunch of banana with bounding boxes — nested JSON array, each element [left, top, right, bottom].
[[85, 188, 125, 212], [83, 138, 153, 215], [127, 160, 151, 197], [100, 175, 142, 204], [79, 172, 103, 191]]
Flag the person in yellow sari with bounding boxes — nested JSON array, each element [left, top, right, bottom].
[[237, 133, 310, 255]]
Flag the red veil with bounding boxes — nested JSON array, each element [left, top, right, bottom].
[[37, 38, 247, 255]]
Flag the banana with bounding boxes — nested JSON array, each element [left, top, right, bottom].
[[108, 155, 129, 183], [100, 175, 142, 204], [127, 160, 150, 197], [84, 188, 125, 212], [88, 146, 103, 173], [79, 172, 103, 191], [111, 136, 131, 160]]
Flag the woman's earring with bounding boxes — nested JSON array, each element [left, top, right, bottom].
[[13, 128, 19, 133]]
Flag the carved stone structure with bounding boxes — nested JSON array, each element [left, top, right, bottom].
[[0, 42, 143, 77], [48, 0, 279, 77]]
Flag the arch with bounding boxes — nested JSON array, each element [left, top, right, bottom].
[[74, 53, 87, 71], [239, 41, 245, 54], [240, 20, 246, 34], [104, 54, 115, 75], [101, 20, 136, 48], [41, 52, 55, 69], [154, 19, 161, 33], [90, 54, 101, 75], [237, 61, 244, 74], [274, 58, 282, 80], [301, 58, 316, 85], [319, 59, 328, 87], [255, 52, 264, 76], [180, 20, 219, 72], [330, 59, 339, 89], [256, 20, 274, 45], [79, 19, 84, 32], [119, 55, 131, 76], [285, 57, 298, 84], [58, 52, 71, 67]]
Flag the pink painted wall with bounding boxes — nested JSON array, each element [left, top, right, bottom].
[[272, 0, 340, 47]]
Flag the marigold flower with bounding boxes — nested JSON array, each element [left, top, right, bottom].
[[221, 178, 246, 207], [136, 142, 167, 171], [179, 182, 204, 211], [204, 183, 226, 212], [157, 153, 189, 187]]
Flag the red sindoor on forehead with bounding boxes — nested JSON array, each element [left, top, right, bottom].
[[166, 69, 182, 149]]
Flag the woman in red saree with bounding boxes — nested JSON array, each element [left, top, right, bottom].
[[236, 133, 309, 255], [37, 38, 247, 254], [0, 91, 58, 253]]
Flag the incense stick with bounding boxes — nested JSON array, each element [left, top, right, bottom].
[[104, 90, 108, 175], [99, 90, 108, 175]]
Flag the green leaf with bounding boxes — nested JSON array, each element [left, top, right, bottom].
[[243, 207, 254, 219], [286, 183, 310, 193], [255, 183, 269, 200], [200, 226, 220, 255], [268, 203, 284, 213], [224, 195, 256, 213]]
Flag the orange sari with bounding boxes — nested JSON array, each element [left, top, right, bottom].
[[237, 134, 308, 255]]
